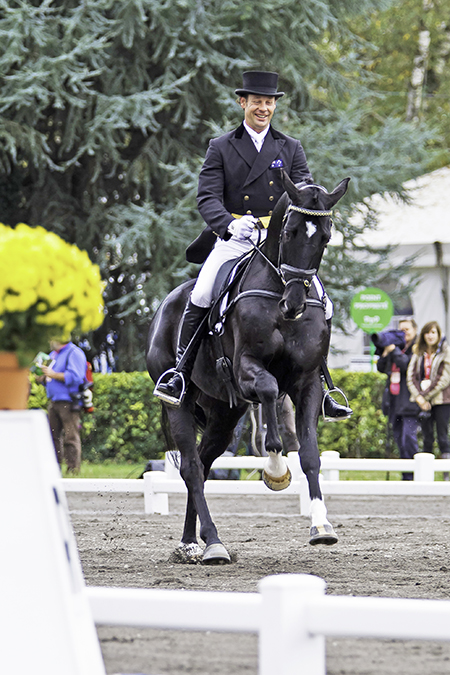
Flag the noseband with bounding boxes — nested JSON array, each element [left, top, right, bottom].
[[280, 263, 316, 289]]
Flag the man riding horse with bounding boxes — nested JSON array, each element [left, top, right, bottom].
[[155, 70, 352, 419]]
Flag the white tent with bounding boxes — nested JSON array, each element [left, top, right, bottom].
[[329, 166, 450, 370]]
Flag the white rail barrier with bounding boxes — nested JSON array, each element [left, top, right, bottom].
[[318, 449, 450, 481], [63, 451, 450, 517], [87, 573, 450, 675]]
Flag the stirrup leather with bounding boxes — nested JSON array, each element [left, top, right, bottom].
[[322, 386, 351, 423], [153, 368, 186, 408]]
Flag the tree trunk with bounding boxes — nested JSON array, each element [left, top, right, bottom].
[[405, 0, 432, 122]]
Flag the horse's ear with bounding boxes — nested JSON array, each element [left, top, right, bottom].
[[281, 169, 299, 201], [325, 177, 351, 208]]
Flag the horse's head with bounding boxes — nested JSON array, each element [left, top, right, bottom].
[[278, 172, 350, 321]]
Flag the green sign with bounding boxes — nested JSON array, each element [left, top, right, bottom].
[[350, 287, 393, 333]]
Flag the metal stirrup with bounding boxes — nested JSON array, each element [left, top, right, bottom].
[[153, 368, 186, 408], [322, 386, 351, 423]]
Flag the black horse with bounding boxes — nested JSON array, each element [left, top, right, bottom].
[[146, 171, 350, 563]]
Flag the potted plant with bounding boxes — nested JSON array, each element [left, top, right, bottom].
[[0, 223, 105, 409]]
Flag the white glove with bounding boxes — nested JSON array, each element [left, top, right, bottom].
[[228, 215, 257, 240]]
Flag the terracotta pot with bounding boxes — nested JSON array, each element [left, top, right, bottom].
[[0, 352, 30, 410]]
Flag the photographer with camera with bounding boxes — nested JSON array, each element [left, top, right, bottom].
[[375, 319, 419, 480], [41, 338, 87, 473], [407, 321, 450, 476]]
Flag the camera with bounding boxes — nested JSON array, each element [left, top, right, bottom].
[[70, 391, 83, 412], [70, 381, 94, 413], [371, 329, 406, 356]]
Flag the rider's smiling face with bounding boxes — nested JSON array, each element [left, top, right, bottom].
[[240, 94, 276, 133]]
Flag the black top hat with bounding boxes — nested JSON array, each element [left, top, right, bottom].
[[235, 71, 284, 98]]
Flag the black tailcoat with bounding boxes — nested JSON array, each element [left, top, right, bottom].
[[186, 123, 312, 263]]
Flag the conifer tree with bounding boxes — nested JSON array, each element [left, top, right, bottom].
[[0, 0, 432, 368]]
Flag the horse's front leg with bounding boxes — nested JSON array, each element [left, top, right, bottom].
[[238, 358, 291, 491], [294, 380, 338, 546]]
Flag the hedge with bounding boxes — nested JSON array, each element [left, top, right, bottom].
[[28, 370, 393, 463], [317, 369, 390, 459], [29, 372, 165, 463]]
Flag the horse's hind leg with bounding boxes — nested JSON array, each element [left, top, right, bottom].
[[166, 398, 244, 565], [174, 495, 203, 563], [194, 400, 248, 563], [166, 404, 221, 559], [164, 404, 204, 563]]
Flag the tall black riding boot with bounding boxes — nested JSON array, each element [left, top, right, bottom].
[[155, 299, 209, 406], [322, 319, 353, 420]]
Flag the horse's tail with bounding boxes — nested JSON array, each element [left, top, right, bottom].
[[158, 401, 206, 473], [160, 401, 206, 452], [160, 403, 176, 451]]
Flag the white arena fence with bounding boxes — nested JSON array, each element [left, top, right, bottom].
[[87, 572, 450, 675], [5, 411, 449, 675], [62, 451, 450, 516]]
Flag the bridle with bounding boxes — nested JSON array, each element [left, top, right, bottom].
[[286, 204, 333, 218], [275, 203, 333, 289], [221, 199, 333, 320]]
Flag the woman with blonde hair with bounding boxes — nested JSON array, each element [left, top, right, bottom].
[[407, 321, 450, 464]]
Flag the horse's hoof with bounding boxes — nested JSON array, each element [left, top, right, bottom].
[[309, 524, 338, 546], [263, 467, 292, 492], [168, 542, 203, 564], [202, 543, 231, 565]]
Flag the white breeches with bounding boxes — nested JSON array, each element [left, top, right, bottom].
[[190, 230, 333, 320], [190, 231, 265, 307]]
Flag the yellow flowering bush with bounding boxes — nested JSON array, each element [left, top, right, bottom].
[[0, 223, 105, 365]]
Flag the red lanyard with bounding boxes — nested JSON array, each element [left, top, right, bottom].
[[424, 352, 433, 379]]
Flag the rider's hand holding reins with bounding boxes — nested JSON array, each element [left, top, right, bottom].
[[228, 215, 257, 240]]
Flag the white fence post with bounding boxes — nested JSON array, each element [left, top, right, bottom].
[[259, 574, 326, 675], [287, 451, 302, 480], [287, 452, 310, 516], [1, 411, 106, 675], [320, 450, 340, 481], [413, 452, 435, 481], [143, 471, 169, 515], [164, 451, 181, 479]]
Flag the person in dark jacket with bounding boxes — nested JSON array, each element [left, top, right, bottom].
[[377, 319, 419, 480], [155, 71, 351, 421]]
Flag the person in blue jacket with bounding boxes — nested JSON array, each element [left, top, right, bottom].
[[156, 71, 351, 421], [41, 338, 87, 473]]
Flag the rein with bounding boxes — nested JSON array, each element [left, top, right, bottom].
[[209, 198, 331, 405], [217, 199, 333, 320]]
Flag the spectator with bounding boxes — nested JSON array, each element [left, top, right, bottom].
[[41, 338, 87, 473], [377, 319, 419, 480], [407, 321, 450, 476]]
